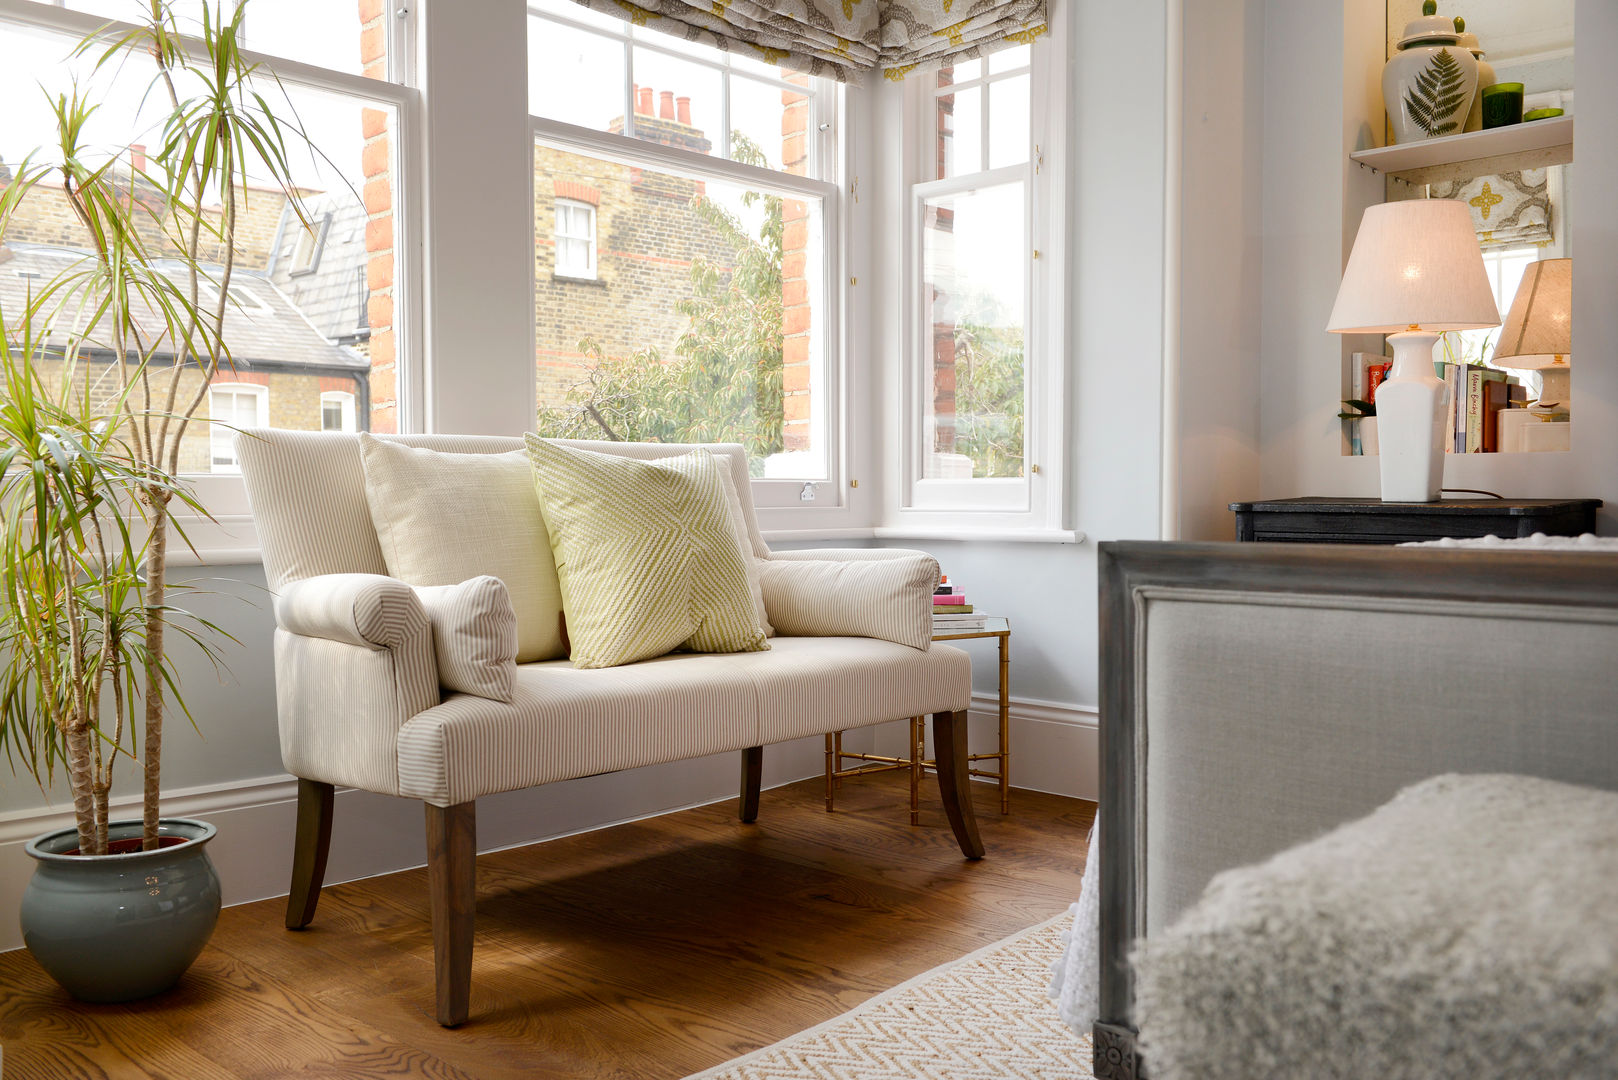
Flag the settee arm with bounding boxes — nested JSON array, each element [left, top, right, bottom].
[[767, 546, 931, 562], [271, 573, 442, 795]]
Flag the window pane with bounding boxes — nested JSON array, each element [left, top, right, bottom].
[[921, 182, 1025, 479], [988, 73, 1030, 169], [629, 47, 723, 156], [987, 44, 1030, 74], [935, 83, 981, 179], [730, 74, 813, 175], [50, 0, 381, 77], [534, 140, 828, 478], [529, 16, 627, 128], [530, 0, 627, 35], [945, 58, 982, 82], [0, 19, 396, 474]]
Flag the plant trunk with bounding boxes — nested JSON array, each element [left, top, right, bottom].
[[141, 494, 169, 850], [65, 719, 99, 855]]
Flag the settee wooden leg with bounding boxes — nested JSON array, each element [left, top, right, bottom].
[[285, 779, 334, 930], [932, 710, 985, 859], [426, 800, 477, 1027], [740, 746, 763, 823]]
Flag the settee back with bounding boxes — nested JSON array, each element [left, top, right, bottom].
[[235, 430, 766, 591]]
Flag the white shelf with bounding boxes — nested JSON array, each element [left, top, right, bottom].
[[1350, 115, 1573, 185]]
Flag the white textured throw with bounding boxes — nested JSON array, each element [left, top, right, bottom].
[[1132, 773, 1618, 1080], [1048, 817, 1100, 1037], [1403, 530, 1618, 551]]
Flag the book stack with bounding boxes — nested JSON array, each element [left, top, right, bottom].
[[932, 575, 987, 632], [1435, 361, 1528, 454]]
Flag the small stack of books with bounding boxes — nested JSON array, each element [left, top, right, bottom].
[[932, 574, 987, 631], [1436, 360, 1529, 454]]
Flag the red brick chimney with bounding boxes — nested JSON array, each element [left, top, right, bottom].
[[676, 96, 691, 125], [659, 91, 674, 120]]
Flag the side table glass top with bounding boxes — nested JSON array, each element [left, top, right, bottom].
[[931, 616, 1009, 641]]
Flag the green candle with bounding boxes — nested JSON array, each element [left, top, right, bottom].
[[1481, 82, 1524, 129]]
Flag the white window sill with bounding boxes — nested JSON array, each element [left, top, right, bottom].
[[764, 526, 1085, 545]]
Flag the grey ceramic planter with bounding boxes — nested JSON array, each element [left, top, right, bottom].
[[22, 818, 221, 1002]]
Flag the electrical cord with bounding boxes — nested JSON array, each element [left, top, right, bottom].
[[1441, 488, 1506, 499]]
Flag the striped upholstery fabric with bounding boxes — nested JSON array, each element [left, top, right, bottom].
[[413, 577, 519, 702], [768, 547, 936, 562], [397, 636, 971, 805], [761, 553, 939, 649]]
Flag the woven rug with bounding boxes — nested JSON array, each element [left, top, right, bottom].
[[684, 914, 1093, 1080]]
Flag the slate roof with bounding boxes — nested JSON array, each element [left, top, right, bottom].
[[0, 241, 366, 373], [266, 192, 372, 347]]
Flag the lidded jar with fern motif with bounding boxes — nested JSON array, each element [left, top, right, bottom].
[[1383, 5, 1479, 144]]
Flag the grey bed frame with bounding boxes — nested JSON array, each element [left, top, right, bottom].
[[1093, 540, 1618, 1080]]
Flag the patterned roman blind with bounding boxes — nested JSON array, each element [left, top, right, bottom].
[[1430, 168, 1554, 250], [564, 0, 1048, 82]]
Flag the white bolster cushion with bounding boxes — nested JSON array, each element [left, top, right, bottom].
[[760, 553, 940, 650], [275, 573, 431, 651], [412, 577, 519, 703], [768, 546, 933, 563]]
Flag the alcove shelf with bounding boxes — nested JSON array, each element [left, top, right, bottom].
[[1349, 115, 1573, 186]]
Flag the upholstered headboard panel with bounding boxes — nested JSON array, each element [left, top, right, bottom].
[[1094, 541, 1618, 1075], [235, 430, 760, 591], [1141, 592, 1618, 933]]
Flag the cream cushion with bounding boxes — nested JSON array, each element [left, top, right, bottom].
[[413, 577, 519, 703], [396, 636, 972, 804], [358, 434, 564, 663], [760, 554, 940, 650], [523, 437, 767, 668]]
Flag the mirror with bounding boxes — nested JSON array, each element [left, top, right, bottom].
[[1345, 1, 1576, 455]]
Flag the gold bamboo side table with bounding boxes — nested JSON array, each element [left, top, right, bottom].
[[824, 617, 1011, 824]]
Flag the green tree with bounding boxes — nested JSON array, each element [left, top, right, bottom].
[[536, 135, 784, 472], [948, 316, 1024, 478]]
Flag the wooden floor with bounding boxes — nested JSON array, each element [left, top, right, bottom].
[[0, 772, 1094, 1080]]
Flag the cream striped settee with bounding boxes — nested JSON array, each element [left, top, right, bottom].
[[236, 430, 979, 1027]]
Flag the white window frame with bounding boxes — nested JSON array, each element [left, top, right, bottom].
[[887, 27, 1071, 540], [552, 198, 597, 280], [208, 384, 269, 474], [320, 389, 357, 432], [526, 3, 854, 521], [0, 0, 426, 557]]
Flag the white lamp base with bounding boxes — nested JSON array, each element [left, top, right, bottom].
[[1376, 331, 1446, 502]]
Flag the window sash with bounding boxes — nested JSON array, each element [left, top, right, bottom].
[[530, 115, 844, 506], [553, 200, 597, 278], [526, 3, 835, 181]]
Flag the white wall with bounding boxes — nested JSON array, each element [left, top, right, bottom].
[[1260, 0, 1618, 532]]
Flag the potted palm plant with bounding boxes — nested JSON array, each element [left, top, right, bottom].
[[1, 0, 314, 1001]]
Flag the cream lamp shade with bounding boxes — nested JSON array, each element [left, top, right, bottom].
[[1492, 257, 1571, 365], [1325, 199, 1501, 334]]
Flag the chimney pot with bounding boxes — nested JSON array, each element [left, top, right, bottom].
[[676, 96, 691, 125], [659, 90, 675, 120], [131, 143, 147, 172], [637, 86, 653, 115]]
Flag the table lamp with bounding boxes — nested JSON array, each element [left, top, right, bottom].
[[1327, 199, 1499, 502], [1491, 257, 1572, 409]]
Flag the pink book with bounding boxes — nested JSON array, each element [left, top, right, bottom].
[[933, 594, 967, 606]]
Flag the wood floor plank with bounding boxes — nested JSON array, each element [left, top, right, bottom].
[[0, 775, 1094, 1080]]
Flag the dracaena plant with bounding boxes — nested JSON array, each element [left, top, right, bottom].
[[0, 0, 313, 854]]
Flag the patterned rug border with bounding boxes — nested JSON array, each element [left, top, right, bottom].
[[681, 911, 1077, 1080]]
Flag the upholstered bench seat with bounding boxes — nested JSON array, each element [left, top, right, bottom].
[[394, 637, 971, 805]]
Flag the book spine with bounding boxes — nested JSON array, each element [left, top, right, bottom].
[[1445, 363, 1462, 453], [933, 594, 968, 606], [1366, 363, 1390, 403], [1465, 368, 1484, 453], [932, 604, 974, 614]]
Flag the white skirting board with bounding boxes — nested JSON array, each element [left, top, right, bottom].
[[870, 693, 1099, 802], [0, 699, 1096, 953]]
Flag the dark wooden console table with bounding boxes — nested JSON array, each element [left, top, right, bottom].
[[1229, 497, 1602, 545]]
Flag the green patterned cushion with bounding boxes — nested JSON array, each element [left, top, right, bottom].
[[523, 436, 768, 669]]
